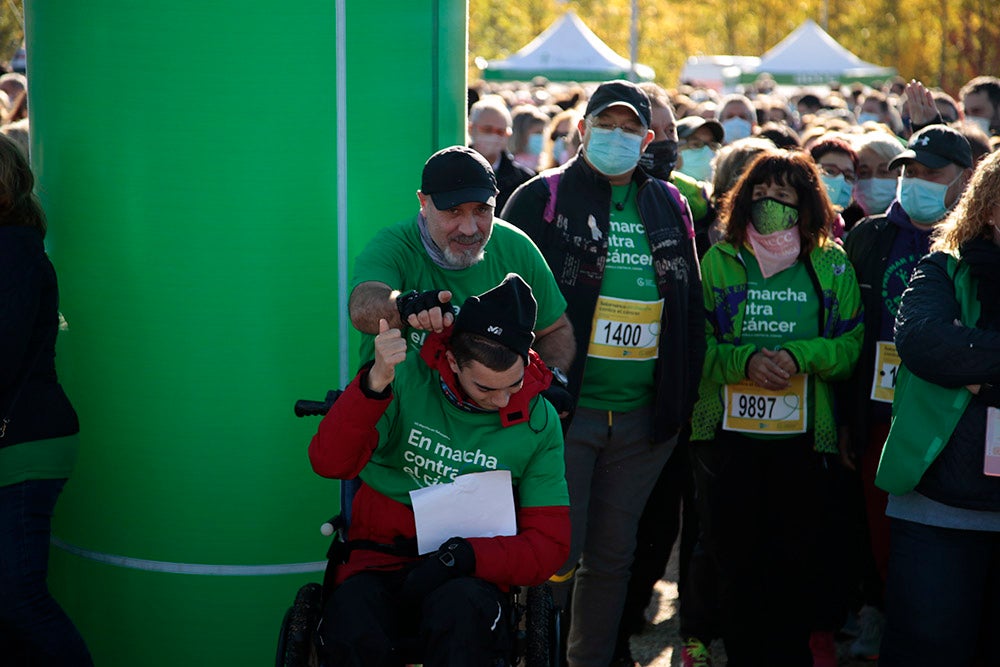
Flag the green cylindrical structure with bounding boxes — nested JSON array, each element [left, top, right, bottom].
[[28, 1, 467, 664]]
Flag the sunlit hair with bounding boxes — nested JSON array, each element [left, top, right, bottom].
[[931, 149, 1000, 253], [711, 137, 778, 203], [809, 136, 859, 172], [0, 133, 45, 237], [450, 331, 523, 372], [852, 131, 905, 164], [719, 150, 836, 256]]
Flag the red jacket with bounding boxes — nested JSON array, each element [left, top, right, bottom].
[[308, 330, 570, 587]]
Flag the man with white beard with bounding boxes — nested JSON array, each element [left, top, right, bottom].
[[349, 146, 576, 384]]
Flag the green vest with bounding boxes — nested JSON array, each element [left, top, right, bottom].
[[875, 255, 980, 495]]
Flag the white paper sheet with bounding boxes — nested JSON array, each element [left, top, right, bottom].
[[409, 470, 517, 554]]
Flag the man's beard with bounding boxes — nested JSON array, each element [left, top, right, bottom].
[[441, 231, 489, 268]]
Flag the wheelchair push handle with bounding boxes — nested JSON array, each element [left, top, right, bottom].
[[294, 389, 343, 417]]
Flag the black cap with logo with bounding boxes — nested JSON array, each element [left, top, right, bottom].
[[585, 80, 652, 128], [888, 124, 973, 171], [421, 146, 499, 210]]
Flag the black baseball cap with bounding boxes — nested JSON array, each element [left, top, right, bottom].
[[585, 80, 652, 128], [888, 125, 973, 171], [454, 273, 537, 364], [421, 146, 499, 210], [676, 116, 725, 144]]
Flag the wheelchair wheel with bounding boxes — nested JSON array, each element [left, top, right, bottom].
[[277, 582, 323, 667], [525, 584, 557, 667]]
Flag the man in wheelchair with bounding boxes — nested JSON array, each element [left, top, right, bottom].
[[308, 274, 570, 666]]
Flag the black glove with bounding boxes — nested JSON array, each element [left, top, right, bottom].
[[396, 289, 455, 323], [541, 384, 575, 415], [400, 537, 476, 606], [541, 366, 575, 416]]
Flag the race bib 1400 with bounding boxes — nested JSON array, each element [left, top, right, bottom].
[[587, 295, 663, 360]]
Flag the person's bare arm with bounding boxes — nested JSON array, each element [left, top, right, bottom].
[[532, 313, 576, 370]]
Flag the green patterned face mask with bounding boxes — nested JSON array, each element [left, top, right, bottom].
[[750, 197, 799, 234]]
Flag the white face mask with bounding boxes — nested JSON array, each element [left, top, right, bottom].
[[721, 117, 752, 143], [472, 133, 506, 158], [967, 115, 992, 134]]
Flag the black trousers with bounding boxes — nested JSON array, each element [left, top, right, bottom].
[[690, 431, 845, 667], [316, 570, 509, 667]]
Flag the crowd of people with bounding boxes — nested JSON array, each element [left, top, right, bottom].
[[4, 45, 999, 667], [310, 72, 1000, 667]]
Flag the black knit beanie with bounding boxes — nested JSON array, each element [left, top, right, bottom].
[[453, 273, 537, 362]]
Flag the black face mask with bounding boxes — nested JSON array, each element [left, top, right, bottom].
[[638, 139, 678, 180]]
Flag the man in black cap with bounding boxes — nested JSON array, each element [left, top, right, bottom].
[[502, 80, 706, 667], [674, 115, 725, 183], [349, 145, 575, 378], [310, 274, 570, 666], [837, 120, 974, 660]]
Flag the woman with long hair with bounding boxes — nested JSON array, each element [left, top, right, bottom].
[[0, 133, 93, 665], [875, 149, 1000, 667]]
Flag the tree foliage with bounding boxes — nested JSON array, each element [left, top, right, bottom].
[[469, 0, 998, 96], [0, 0, 22, 69]]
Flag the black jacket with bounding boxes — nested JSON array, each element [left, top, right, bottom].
[[493, 151, 534, 214], [1, 226, 78, 447], [502, 155, 705, 442], [895, 251, 1000, 510], [841, 213, 898, 455]]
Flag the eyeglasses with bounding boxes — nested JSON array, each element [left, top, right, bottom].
[[473, 125, 508, 137], [819, 163, 857, 184], [679, 138, 720, 151], [587, 119, 647, 137]]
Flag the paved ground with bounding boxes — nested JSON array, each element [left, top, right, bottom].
[[627, 549, 875, 666]]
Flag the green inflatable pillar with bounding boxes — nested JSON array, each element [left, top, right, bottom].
[[28, 1, 467, 664]]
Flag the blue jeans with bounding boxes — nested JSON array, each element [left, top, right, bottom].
[[880, 517, 1000, 666], [0, 478, 93, 666]]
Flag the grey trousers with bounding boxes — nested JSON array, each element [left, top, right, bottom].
[[558, 405, 677, 667]]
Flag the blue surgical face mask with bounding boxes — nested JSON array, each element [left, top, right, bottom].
[[585, 126, 644, 176], [677, 145, 715, 182], [553, 137, 566, 161], [526, 133, 544, 156], [898, 173, 962, 224], [820, 172, 854, 210], [721, 117, 752, 143], [857, 112, 881, 125], [854, 177, 898, 215]]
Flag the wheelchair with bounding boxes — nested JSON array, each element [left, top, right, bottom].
[[276, 391, 561, 667]]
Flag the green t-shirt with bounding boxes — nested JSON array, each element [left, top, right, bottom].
[[578, 183, 661, 411], [739, 246, 819, 438], [359, 352, 569, 509], [352, 216, 567, 362]]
